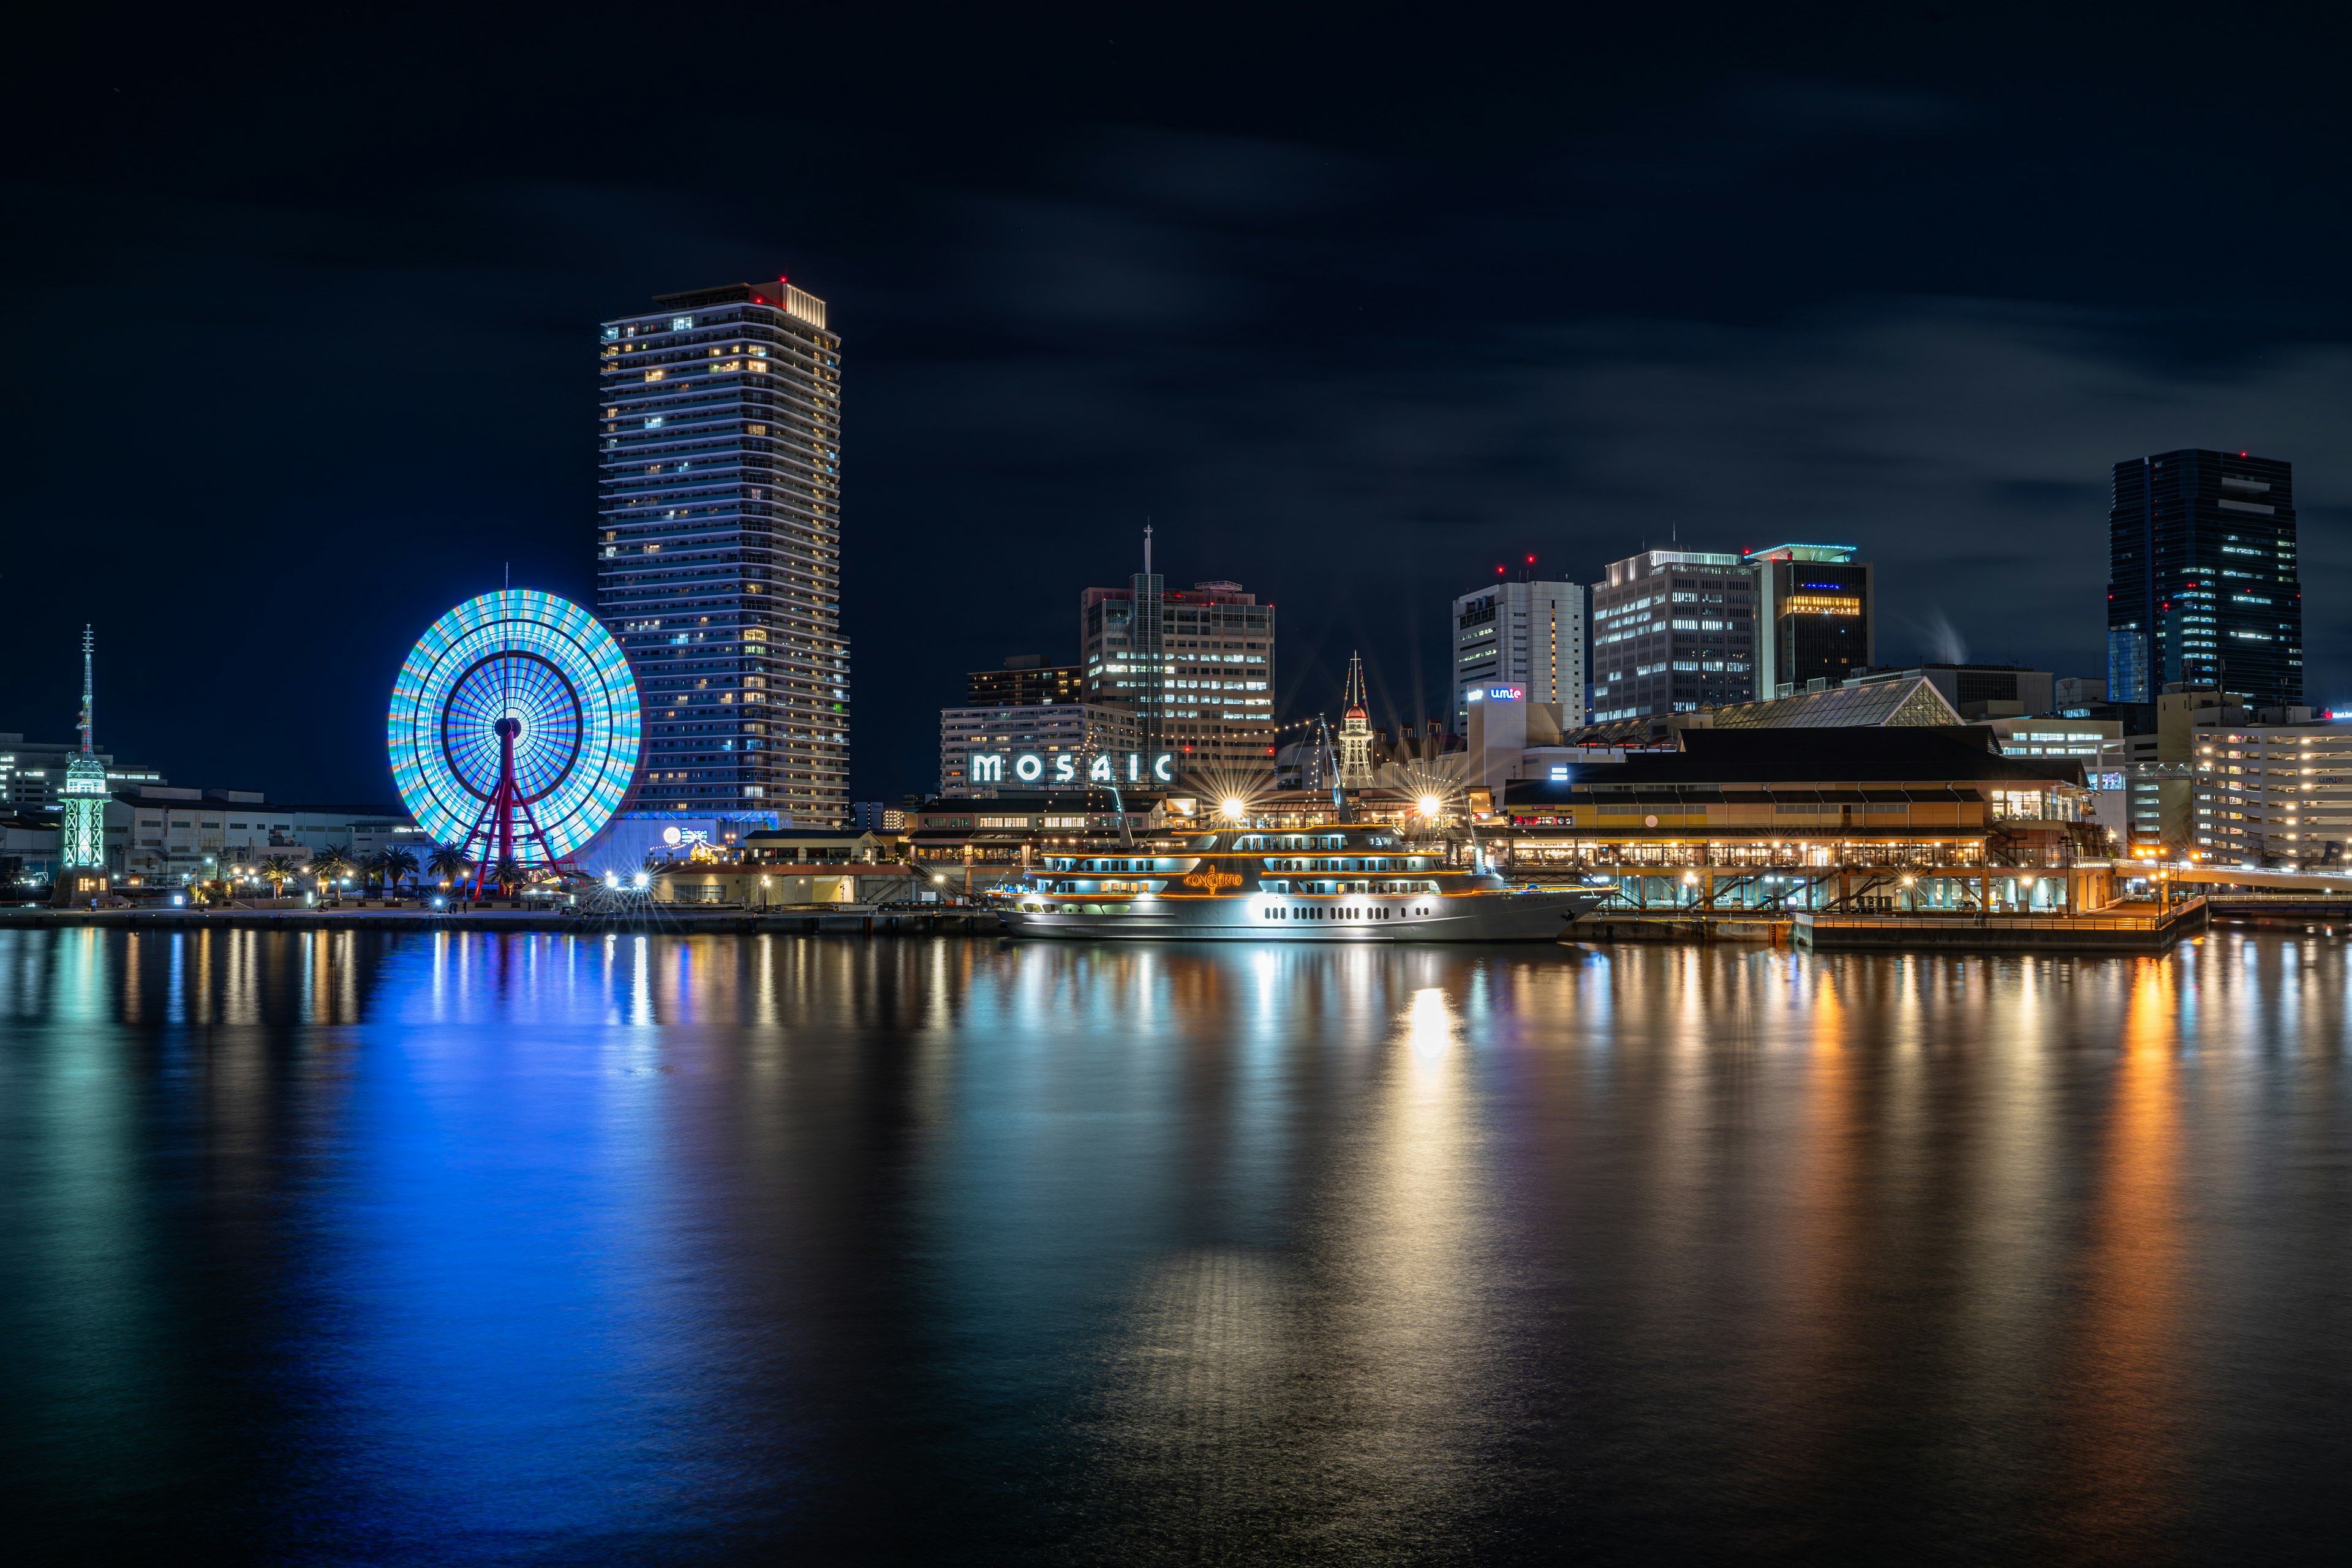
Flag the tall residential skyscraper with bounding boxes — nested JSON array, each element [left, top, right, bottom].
[[597, 281, 848, 825], [1588, 550, 1759, 722], [1746, 543, 1874, 697], [1451, 576, 1587, 733], [2107, 450, 2301, 707]]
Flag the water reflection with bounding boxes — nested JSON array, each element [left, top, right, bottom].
[[4, 929, 2352, 1563]]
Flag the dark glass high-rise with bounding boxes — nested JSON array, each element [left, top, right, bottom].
[[2107, 450, 2301, 707]]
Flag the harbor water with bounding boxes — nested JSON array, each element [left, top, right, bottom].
[[4, 927, 2350, 1563]]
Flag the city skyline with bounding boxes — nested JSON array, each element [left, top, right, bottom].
[[13, 12, 2352, 1562], [6, 9, 2351, 806]]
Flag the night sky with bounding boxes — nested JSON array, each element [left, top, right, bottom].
[[5, 4, 2349, 806]]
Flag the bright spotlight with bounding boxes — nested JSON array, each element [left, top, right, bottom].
[[604, 872, 619, 889], [631, 872, 649, 890], [1221, 796, 1248, 821], [1417, 793, 1442, 818]]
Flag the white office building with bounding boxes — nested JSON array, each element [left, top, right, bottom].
[[1452, 579, 1586, 734], [2190, 717, 2352, 867]]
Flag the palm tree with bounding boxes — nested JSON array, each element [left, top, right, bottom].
[[309, 847, 351, 897], [494, 858, 524, 897], [375, 846, 419, 898], [428, 845, 470, 889], [260, 855, 300, 899]]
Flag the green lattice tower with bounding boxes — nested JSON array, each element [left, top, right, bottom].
[[61, 626, 107, 870]]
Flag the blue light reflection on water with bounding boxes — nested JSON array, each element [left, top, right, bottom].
[[4, 927, 2352, 1562]]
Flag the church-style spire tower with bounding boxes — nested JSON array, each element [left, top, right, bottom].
[[1337, 650, 1374, 788]]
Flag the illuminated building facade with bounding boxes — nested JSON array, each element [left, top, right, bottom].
[[1588, 550, 1759, 722], [2193, 721, 2352, 866], [598, 280, 848, 825], [2107, 449, 2301, 707], [938, 703, 1141, 797], [1452, 577, 1586, 734], [1082, 557, 1275, 778], [967, 656, 1085, 706], [1746, 543, 1873, 697]]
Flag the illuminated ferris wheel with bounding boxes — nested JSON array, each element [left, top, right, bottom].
[[387, 590, 641, 872]]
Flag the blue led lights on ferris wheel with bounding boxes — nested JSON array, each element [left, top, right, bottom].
[[388, 590, 641, 864]]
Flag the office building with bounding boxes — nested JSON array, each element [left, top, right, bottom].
[[1746, 543, 1873, 697], [1083, 554, 1275, 777], [2191, 715, 2352, 866], [4, 790, 434, 888], [967, 656, 1085, 707], [1589, 550, 1759, 722], [2094, 685, 2349, 865], [1, 731, 165, 807], [1452, 576, 1587, 733], [2106, 449, 2301, 708], [939, 703, 1141, 797], [598, 279, 848, 825], [2054, 676, 2108, 711]]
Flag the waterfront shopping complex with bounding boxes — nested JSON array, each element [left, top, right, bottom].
[[899, 723, 2117, 914]]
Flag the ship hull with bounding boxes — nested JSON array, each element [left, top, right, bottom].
[[998, 891, 1604, 943]]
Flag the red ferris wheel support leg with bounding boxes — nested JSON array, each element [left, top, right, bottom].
[[454, 718, 527, 899]]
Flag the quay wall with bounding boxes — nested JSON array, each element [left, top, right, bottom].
[[0, 909, 1005, 938]]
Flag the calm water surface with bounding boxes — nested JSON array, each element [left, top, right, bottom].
[[4, 927, 2350, 1564]]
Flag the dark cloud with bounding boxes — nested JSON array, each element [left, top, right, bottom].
[[2, 7, 2350, 801]]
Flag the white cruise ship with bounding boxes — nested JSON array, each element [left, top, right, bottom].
[[994, 823, 1604, 942]]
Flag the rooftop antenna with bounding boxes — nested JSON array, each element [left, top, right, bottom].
[[505, 561, 511, 590], [1142, 521, 1152, 575], [78, 624, 94, 755]]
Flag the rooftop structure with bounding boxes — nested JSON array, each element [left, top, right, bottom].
[[1708, 675, 1962, 730], [1846, 663, 2054, 720]]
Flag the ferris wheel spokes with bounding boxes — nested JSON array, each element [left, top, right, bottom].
[[451, 712, 564, 896], [388, 589, 643, 899]]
